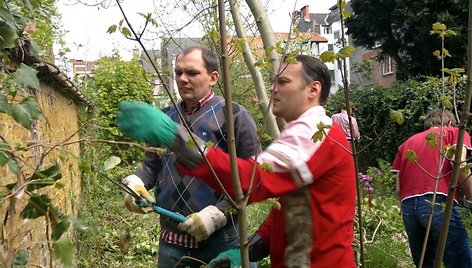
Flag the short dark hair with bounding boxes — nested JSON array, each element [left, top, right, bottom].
[[292, 54, 331, 105], [176, 46, 219, 75], [424, 108, 457, 129]]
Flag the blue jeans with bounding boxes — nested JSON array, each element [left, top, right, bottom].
[[401, 195, 472, 268], [157, 224, 256, 268]]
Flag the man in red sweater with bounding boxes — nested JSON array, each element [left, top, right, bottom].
[[117, 54, 357, 267]]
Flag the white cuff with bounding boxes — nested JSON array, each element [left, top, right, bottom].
[[122, 175, 144, 188]]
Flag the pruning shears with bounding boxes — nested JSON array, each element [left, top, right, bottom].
[[100, 172, 187, 222]]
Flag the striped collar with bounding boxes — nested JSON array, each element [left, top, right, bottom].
[[182, 91, 215, 115]]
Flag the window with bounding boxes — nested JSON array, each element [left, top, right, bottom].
[[381, 56, 393, 75], [323, 25, 332, 34], [333, 30, 340, 40], [329, 70, 335, 83], [328, 44, 334, 52]]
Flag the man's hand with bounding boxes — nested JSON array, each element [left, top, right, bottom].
[[117, 101, 177, 146], [178, 205, 227, 242], [122, 175, 155, 214], [206, 249, 241, 268]]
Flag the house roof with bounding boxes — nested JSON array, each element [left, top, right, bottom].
[[327, 2, 352, 24], [274, 32, 328, 42], [311, 13, 329, 26], [33, 59, 95, 111]]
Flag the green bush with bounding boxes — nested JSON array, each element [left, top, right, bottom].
[[327, 76, 467, 170]]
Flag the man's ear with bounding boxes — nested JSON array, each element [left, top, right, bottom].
[[309, 81, 322, 101], [209, 71, 219, 86]]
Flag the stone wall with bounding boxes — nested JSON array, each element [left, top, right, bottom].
[[0, 83, 83, 267]]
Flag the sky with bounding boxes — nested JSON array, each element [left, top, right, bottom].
[[56, 0, 337, 62]]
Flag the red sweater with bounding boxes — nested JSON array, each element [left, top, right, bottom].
[[179, 107, 356, 267]]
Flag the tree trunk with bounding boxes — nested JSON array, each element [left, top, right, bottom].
[[245, 0, 286, 129], [229, 0, 280, 139]]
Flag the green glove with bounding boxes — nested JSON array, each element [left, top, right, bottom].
[[117, 101, 205, 168], [117, 101, 177, 146], [207, 249, 241, 268]]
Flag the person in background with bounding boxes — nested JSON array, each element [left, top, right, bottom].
[[117, 54, 357, 267], [391, 108, 472, 267], [120, 46, 258, 267], [331, 102, 360, 144]]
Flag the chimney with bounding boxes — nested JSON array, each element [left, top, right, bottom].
[[301, 5, 310, 20]]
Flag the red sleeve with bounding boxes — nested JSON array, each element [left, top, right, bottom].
[[177, 148, 298, 203]]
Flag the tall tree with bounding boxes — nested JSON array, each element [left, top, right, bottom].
[[346, 0, 468, 79]]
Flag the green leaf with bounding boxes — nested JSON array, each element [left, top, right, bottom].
[[22, 0, 33, 14], [462, 163, 472, 175], [12, 63, 40, 89], [312, 130, 324, 143], [0, 6, 16, 23], [0, 151, 9, 166], [12, 250, 28, 268], [29, 0, 41, 8], [440, 95, 453, 109], [120, 26, 132, 38], [27, 38, 41, 55], [406, 149, 418, 162], [320, 51, 336, 63], [338, 46, 356, 58], [259, 162, 273, 172], [27, 161, 62, 191], [79, 160, 92, 174], [103, 155, 121, 171], [425, 131, 438, 148], [389, 109, 404, 125], [54, 181, 65, 189], [11, 104, 33, 130], [106, 24, 117, 34], [7, 158, 20, 174], [10, 96, 43, 129], [52, 217, 70, 241], [443, 145, 455, 159], [5, 182, 16, 190], [0, 93, 11, 114], [53, 238, 73, 268], [432, 22, 447, 31], [69, 216, 88, 231], [0, 21, 18, 49], [20, 194, 52, 219]]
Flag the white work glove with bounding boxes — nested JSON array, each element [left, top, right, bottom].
[[177, 205, 227, 242], [122, 175, 155, 214]]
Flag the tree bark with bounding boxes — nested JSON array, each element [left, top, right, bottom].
[[229, 0, 280, 138]]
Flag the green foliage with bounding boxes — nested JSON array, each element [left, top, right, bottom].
[[10, 95, 43, 129], [83, 53, 153, 163], [12, 250, 28, 268], [346, 0, 468, 79], [75, 164, 160, 267], [312, 122, 331, 143], [0, 2, 83, 266], [52, 238, 74, 268], [366, 160, 396, 197], [355, 162, 412, 267], [327, 76, 467, 169], [406, 149, 418, 162], [11, 63, 40, 88], [389, 109, 404, 125]]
